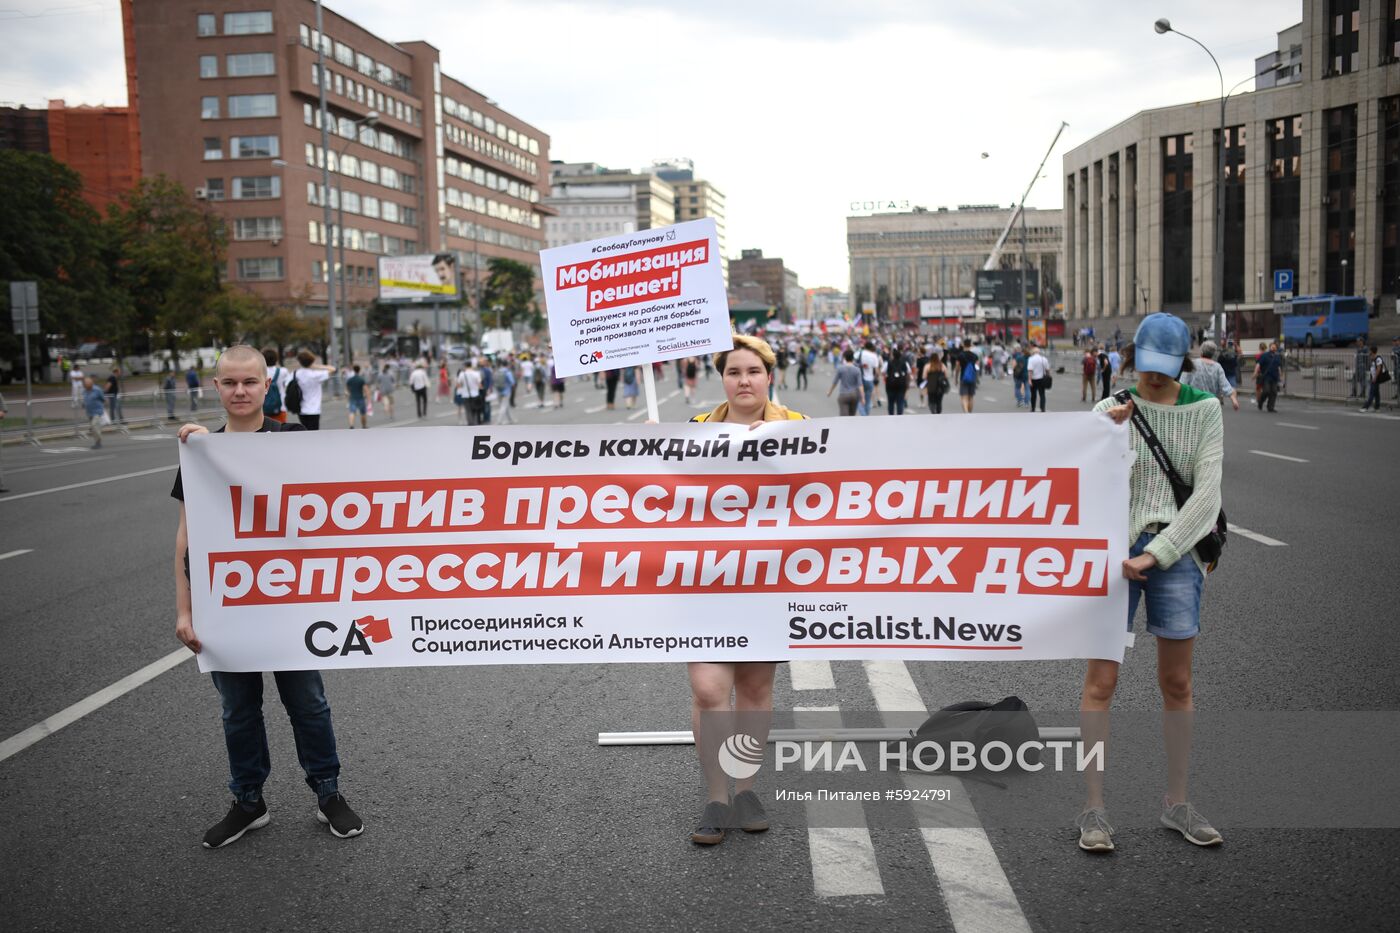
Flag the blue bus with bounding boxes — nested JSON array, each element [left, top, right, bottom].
[[1281, 295, 1370, 347]]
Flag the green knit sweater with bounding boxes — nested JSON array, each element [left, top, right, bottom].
[[1093, 384, 1224, 571]]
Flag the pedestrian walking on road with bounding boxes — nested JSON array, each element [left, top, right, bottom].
[[1254, 341, 1282, 413], [1351, 337, 1369, 400], [686, 334, 805, 846], [82, 376, 106, 448], [377, 365, 397, 421], [1081, 348, 1097, 402], [1361, 346, 1389, 411], [495, 359, 516, 424], [922, 351, 950, 414], [1183, 342, 1240, 411], [346, 365, 368, 429], [828, 349, 863, 416], [957, 349, 979, 413], [1027, 344, 1051, 412], [172, 345, 364, 849], [1083, 313, 1224, 854], [622, 365, 639, 409], [1012, 344, 1029, 407], [262, 350, 291, 424], [185, 365, 201, 411], [105, 366, 123, 424], [69, 363, 84, 408], [409, 359, 429, 418], [163, 372, 178, 421], [291, 350, 334, 430]]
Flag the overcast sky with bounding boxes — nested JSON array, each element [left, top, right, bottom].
[[3, 0, 1300, 289]]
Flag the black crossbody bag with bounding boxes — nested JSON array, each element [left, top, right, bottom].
[[1114, 390, 1226, 572]]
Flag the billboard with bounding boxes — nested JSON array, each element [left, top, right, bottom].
[[377, 253, 460, 303]]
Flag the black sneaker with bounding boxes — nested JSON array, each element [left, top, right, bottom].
[[732, 790, 770, 833], [203, 798, 270, 849], [316, 793, 364, 838], [690, 800, 731, 846]]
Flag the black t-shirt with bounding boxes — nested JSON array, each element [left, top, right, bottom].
[[171, 417, 305, 502]]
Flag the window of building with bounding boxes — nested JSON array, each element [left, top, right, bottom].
[[228, 94, 277, 118], [1329, 0, 1361, 75], [205, 178, 225, 201], [1220, 125, 1247, 302], [226, 52, 275, 77], [203, 137, 222, 160], [233, 217, 283, 240], [1325, 105, 1358, 293], [229, 135, 279, 159], [231, 176, 281, 200], [1267, 117, 1302, 297], [334, 72, 344, 97], [200, 55, 218, 78], [1382, 98, 1400, 296], [1161, 133, 1193, 308], [1388, 0, 1400, 61], [334, 41, 354, 66], [223, 11, 273, 35], [201, 96, 220, 119], [197, 13, 216, 36], [342, 190, 361, 214], [237, 257, 284, 281]]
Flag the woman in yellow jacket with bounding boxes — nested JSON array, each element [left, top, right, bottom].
[[687, 334, 805, 845]]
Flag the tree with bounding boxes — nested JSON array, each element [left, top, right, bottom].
[[481, 257, 537, 330], [0, 151, 113, 365], [105, 176, 247, 359]]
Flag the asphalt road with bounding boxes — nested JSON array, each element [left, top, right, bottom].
[[2, 360, 1398, 933]]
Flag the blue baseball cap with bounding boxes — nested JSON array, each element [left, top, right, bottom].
[[1133, 313, 1190, 377]]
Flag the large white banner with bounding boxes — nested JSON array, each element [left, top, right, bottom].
[[179, 415, 1131, 672], [540, 218, 733, 378]]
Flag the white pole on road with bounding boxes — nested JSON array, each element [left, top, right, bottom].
[[642, 363, 660, 424]]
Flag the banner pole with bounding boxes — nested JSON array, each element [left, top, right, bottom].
[[642, 363, 660, 423]]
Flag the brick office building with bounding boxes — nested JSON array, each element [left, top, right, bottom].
[[123, 0, 551, 334]]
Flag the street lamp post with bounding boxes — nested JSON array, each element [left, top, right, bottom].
[[315, 0, 335, 365], [1341, 258, 1350, 296], [1156, 17, 1226, 343]]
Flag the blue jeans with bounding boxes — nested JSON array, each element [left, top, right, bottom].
[[1126, 532, 1203, 640], [859, 379, 875, 415], [211, 670, 341, 803], [1014, 376, 1028, 405]]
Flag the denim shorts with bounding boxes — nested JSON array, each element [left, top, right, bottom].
[[348, 397, 366, 414], [1126, 532, 1203, 640]]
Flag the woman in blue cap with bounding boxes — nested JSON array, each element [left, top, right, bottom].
[[1077, 312, 1225, 853]]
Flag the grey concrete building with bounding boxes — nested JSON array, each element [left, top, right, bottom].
[[1063, 0, 1400, 336], [847, 205, 1062, 317]]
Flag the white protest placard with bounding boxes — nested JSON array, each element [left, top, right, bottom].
[[540, 218, 732, 378], [179, 415, 1131, 673]]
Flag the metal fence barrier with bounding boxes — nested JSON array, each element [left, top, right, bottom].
[[0, 388, 226, 447]]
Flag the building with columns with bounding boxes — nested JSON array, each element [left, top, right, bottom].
[[1063, 0, 1400, 335]]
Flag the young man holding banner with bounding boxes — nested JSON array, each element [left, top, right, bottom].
[[172, 345, 364, 848], [686, 334, 806, 845]]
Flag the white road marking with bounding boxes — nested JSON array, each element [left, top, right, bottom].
[[1347, 411, 1400, 421], [1275, 422, 1319, 430], [0, 465, 178, 503], [798, 702, 885, 898], [584, 404, 608, 414], [39, 446, 94, 454], [863, 659, 1031, 933], [5, 455, 113, 473], [789, 660, 835, 690], [1249, 449, 1309, 463], [0, 549, 34, 561], [1227, 523, 1288, 547], [0, 648, 192, 764]]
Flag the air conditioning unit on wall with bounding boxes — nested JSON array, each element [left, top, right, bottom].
[[194, 187, 208, 199]]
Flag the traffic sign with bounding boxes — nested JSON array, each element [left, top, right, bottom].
[[1273, 269, 1294, 294], [10, 280, 38, 334]]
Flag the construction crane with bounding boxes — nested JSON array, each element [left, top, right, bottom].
[[983, 121, 1069, 272]]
